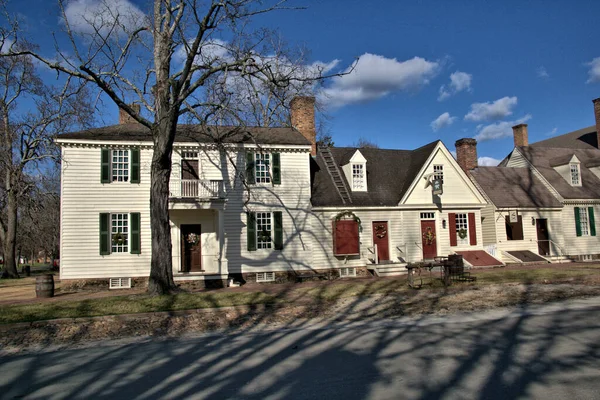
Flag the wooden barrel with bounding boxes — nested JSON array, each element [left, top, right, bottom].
[[36, 274, 55, 298]]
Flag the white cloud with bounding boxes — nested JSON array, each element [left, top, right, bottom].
[[474, 114, 532, 142], [537, 66, 550, 79], [64, 0, 146, 35], [0, 38, 13, 54], [430, 112, 456, 131], [438, 71, 472, 101], [464, 96, 518, 122], [321, 53, 440, 108], [546, 127, 558, 136], [478, 157, 501, 166], [586, 57, 600, 84], [174, 39, 232, 65]]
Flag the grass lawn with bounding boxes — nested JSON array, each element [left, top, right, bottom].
[[0, 291, 277, 325], [1, 264, 600, 325]]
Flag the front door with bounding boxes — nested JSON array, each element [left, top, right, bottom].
[[536, 219, 550, 256], [181, 224, 203, 272], [372, 221, 389, 262], [421, 220, 437, 260]]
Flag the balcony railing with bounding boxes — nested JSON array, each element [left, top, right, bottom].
[[180, 179, 224, 199]]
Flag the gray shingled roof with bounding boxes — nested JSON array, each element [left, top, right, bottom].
[[57, 123, 312, 146], [517, 146, 600, 199], [531, 125, 598, 150], [311, 141, 439, 207], [470, 167, 562, 208]]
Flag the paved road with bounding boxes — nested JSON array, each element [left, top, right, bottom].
[[2, 298, 600, 399]]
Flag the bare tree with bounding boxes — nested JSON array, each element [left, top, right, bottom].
[[4, 0, 340, 293], [353, 136, 379, 149], [0, 23, 89, 278]]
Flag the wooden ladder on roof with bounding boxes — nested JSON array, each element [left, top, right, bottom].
[[319, 147, 352, 205]]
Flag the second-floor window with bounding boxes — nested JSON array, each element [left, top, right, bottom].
[[112, 149, 129, 182], [352, 163, 365, 190], [434, 165, 444, 184], [570, 163, 580, 186], [255, 153, 271, 183]]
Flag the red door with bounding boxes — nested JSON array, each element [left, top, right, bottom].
[[372, 221, 389, 262], [421, 220, 437, 260], [181, 224, 202, 272]]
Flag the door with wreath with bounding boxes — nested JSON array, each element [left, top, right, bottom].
[[181, 224, 203, 272], [372, 221, 390, 262], [420, 220, 437, 260]]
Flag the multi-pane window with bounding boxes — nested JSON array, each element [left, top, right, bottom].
[[570, 163, 580, 185], [579, 208, 590, 236], [111, 213, 129, 253], [420, 212, 435, 219], [433, 165, 444, 184], [255, 153, 271, 183], [455, 213, 468, 245], [256, 212, 272, 249], [352, 164, 365, 190], [112, 150, 129, 182]]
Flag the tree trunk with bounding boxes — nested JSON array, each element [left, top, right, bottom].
[[147, 118, 178, 295], [2, 188, 19, 278]]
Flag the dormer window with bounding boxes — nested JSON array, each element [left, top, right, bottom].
[[352, 164, 365, 190], [570, 163, 580, 186]]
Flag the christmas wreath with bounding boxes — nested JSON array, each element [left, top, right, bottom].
[[375, 224, 387, 238], [422, 227, 435, 245], [112, 232, 126, 245], [458, 228, 468, 240], [186, 233, 200, 245], [258, 230, 271, 242], [334, 210, 362, 231]]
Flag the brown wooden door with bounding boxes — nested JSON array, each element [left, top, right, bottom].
[[536, 219, 550, 256], [421, 220, 437, 260], [181, 224, 202, 272], [372, 221, 389, 262], [182, 159, 199, 180]]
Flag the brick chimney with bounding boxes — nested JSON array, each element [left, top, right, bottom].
[[593, 98, 600, 149], [455, 138, 478, 173], [290, 96, 316, 156], [119, 103, 141, 124], [512, 123, 528, 147]]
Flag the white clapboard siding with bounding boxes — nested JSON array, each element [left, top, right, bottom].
[[403, 147, 483, 205], [60, 146, 152, 279], [561, 204, 600, 256], [480, 205, 498, 245]]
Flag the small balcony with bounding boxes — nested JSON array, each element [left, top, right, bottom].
[[178, 179, 225, 199]]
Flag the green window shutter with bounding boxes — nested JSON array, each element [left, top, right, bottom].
[[246, 152, 255, 184], [574, 207, 582, 237], [247, 212, 256, 251], [99, 213, 110, 255], [130, 148, 140, 184], [274, 211, 283, 250], [130, 213, 141, 254], [101, 149, 110, 183], [272, 153, 281, 185], [589, 207, 596, 236]]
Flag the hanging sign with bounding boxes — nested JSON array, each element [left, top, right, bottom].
[[509, 210, 518, 223], [432, 179, 443, 196]]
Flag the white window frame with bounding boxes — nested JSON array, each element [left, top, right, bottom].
[[570, 163, 581, 186], [256, 272, 275, 282], [256, 212, 273, 249], [579, 208, 590, 236], [455, 213, 469, 245], [352, 163, 365, 190], [433, 165, 444, 184], [111, 213, 129, 253], [255, 153, 271, 184], [339, 267, 357, 277], [111, 149, 130, 182], [420, 212, 435, 220]]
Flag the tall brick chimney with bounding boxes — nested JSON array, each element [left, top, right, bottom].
[[593, 98, 600, 149], [119, 103, 141, 124], [455, 138, 478, 173], [290, 96, 316, 156], [512, 123, 528, 147]]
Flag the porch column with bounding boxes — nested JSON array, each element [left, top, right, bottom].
[[217, 209, 228, 275]]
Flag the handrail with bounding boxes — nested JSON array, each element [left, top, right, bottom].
[[530, 239, 567, 261], [180, 179, 224, 198]]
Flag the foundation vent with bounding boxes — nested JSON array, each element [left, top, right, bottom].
[[339, 267, 357, 277], [256, 272, 275, 282], [109, 277, 132, 289]]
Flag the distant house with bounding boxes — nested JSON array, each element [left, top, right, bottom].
[[462, 97, 600, 263]]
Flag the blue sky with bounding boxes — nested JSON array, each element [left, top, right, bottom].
[[10, 0, 600, 164]]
